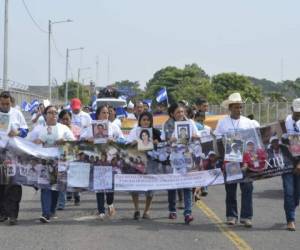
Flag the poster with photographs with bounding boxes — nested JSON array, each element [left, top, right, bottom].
[[224, 132, 244, 162], [240, 128, 267, 172], [288, 133, 300, 157], [170, 145, 194, 174], [175, 121, 192, 144], [260, 121, 284, 147], [225, 162, 243, 182], [93, 121, 109, 144], [0, 112, 9, 133], [137, 127, 154, 151]]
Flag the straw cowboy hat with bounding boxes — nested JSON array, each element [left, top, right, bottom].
[[221, 92, 244, 109]]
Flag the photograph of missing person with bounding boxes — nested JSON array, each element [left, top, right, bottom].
[[137, 128, 154, 151], [0, 112, 9, 133], [224, 132, 244, 162], [175, 121, 192, 144], [225, 162, 243, 182], [288, 134, 300, 157], [242, 139, 267, 172], [93, 121, 109, 144]]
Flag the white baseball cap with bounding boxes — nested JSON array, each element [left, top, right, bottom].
[[292, 98, 300, 112]]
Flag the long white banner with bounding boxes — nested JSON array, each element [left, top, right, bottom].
[[114, 169, 224, 191]]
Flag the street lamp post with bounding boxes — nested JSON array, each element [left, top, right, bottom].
[[48, 19, 72, 101], [64, 47, 84, 104], [2, 0, 9, 90], [77, 67, 91, 98]]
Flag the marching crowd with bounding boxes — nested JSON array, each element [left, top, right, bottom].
[[0, 90, 300, 232]]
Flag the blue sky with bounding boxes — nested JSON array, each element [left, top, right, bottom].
[[0, 0, 300, 89]]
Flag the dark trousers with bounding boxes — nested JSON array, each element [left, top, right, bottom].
[[96, 192, 114, 214], [0, 184, 22, 218], [225, 182, 253, 220]]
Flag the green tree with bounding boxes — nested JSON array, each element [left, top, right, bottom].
[[58, 80, 90, 105], [211, 73, 262, 103], [145, 64, 209, 104], [111, 80, 144, 101]]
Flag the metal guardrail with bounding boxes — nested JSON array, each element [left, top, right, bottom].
[[0, 88, 61, 106], [209, 102, 292, 125]]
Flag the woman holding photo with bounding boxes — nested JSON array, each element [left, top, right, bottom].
[[127, 111, 161, 220], [161, 103, 200, 224], [81, 105, 124, 219], [34, 105, 75, 223]]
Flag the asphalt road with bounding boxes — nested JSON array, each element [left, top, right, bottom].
[[0, 177, 299, 250]]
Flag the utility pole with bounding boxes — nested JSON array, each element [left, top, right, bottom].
[[3, 0, 9, 90], [48, 19, 72, 102], [48, 20, 52, 100], [96, 56, 99, 87], [65, 47, 84, 104], [65, 48, 69, 104]]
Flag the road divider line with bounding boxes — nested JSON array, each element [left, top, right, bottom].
[[196, 200, 252, 250]]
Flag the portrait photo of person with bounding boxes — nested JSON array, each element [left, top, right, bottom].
[[93, 121, 109, 144], [225, 139, 244, 162], [137, 128, 154, 151], [175, 121, 192, 144]]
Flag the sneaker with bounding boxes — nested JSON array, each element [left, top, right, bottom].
[[184, 214, 194, 225], [50, 213, 58, 219], [133, 211, 140, 220], [200, 187, 208, 197], [8, 218, 17, 226], [226, 217, 237, 225], [142, 213, 151, 219], [240, 219, 252, 228], [0, 215, 8, 222], [287, 222, 296, 231], [168, 212, 177, 220], [108, 205, 116, 217], [57, 207, 64, 211], [97, 213, 105, 220], [39, 216, 50, 223]]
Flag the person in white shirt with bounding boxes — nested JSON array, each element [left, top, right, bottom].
[[126, 101, 136, 119], [0, 91, 28, 225], [70, 98, 92, 129], [214, 92, 259, 228], [285, 98, 300, 134], [31, 103, 45, 127], [34, 105, 75, 223], [81, 105, 124, 219]]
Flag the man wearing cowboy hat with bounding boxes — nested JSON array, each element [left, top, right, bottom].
[[215, 92, 259, 228]]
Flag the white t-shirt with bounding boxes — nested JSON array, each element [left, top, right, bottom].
[[38, 123, 75, 146], [112, 118, 122, 128], [27, 124, 45, 141], [80, 120, 124, 141], [286, 114, 300, 134], [214, 115, 259, 138], [71, 110, 92, 129], [7, 107, 28, 133]]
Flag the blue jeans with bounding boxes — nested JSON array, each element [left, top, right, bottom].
[[282, 173, 300, 222], [225, 182, 253, 220], [40, 189, 59, 217], [57, 192, 65, 209], [168, 189, 192, 216], [96, 192, 114, 214]]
